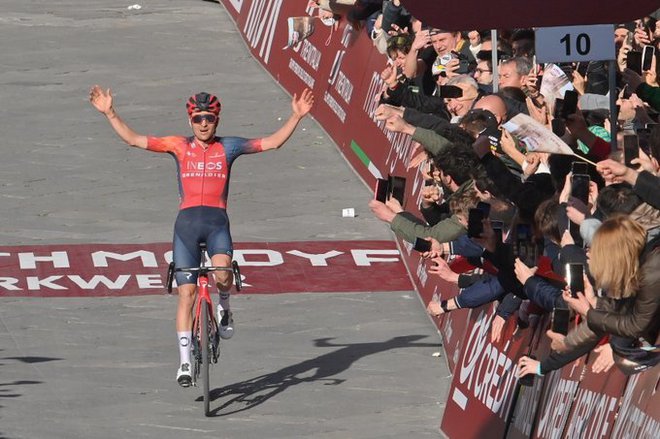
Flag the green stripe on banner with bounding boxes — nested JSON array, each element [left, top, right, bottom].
[[350, 140, 383, 179], [350, 140, 370, 167]]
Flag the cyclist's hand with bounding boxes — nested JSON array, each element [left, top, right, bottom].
[[89, 85, 113, 115], [292, 88, 314, 119]]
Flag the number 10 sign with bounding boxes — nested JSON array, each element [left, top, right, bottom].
[[535, 24, 615, 63]]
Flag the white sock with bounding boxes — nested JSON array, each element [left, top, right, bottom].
[[218, 291, 230, 312], [177, 331, 192, 365]]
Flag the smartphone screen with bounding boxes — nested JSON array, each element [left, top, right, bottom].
[[551, 307, 570, 335], [627, 51, 643, 75], [374, 178, 389, 203], [439, 85, 463, 98], [624, 31, 634, 47], [576, 61, 589, 77], [388, 175, 406, 205], [571, 174, 590, 205], [515, 223, 533, 264], [491, 220, 504, 243], [551, 117, 566, 137], [571, 161, 589, 175], [565, 263, 584, 298], [642, 46, 654, 71], [561, 90, 578, 119], [553, 98, 565, 121], [467, 208, 485, 238], [413, 237, 432, 252], [636, 127, 652, 152], [623, 134, 640, 169], [477, 201, 491, 219]]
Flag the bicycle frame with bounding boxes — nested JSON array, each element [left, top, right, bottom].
[[192, 272, 216, 351], [166, 245, 242, 416]]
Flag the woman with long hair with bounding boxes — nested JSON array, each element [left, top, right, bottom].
[[517, 215, 659, 378]]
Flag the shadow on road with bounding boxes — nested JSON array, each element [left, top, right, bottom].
[[202, 335, 440, 416]]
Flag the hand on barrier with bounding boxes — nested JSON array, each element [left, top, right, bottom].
[[516, 355, 540, 377], [374, 103, 403, 121], [490, 315, 506, 343], [407, 146, 428, 171], [591, 344, 615, 374], [427, 255, 459, 284]]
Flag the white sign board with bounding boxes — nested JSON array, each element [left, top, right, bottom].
[[535, 24, 615, 63]]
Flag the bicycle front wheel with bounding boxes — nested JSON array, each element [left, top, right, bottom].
[[201, 303, 210, 416]]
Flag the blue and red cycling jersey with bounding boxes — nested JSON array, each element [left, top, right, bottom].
[[146, 135, 262, 210]]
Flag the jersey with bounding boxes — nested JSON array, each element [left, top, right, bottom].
[[146, 135, 262, 210]]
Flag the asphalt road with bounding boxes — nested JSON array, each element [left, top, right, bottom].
[[0, 1, 451, 438]]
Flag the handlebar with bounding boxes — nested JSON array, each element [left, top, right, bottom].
[[166, 261, 242, 293]]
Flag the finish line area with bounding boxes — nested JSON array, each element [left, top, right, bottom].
[[0, 1, 449, 438]]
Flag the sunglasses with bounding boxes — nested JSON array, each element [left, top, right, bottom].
[[191, 114, 218, 124], [387, 35, 410, 50]]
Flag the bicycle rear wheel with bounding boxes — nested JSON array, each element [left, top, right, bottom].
[[201, 303, 210, 416]]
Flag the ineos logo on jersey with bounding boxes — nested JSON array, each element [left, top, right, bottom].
[[186, 161, 224, 171]]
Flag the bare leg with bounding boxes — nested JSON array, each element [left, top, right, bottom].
[[211, 253, 233, 292], [176, 283, 197, 331]]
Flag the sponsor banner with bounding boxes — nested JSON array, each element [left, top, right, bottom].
[[506, 315, 552, 439], [560, 353, 628, 439], [441, 304, 535, 438], [610, 368, 660, 438], [533, 350, 587, 439], [0, 241, 411, 297]]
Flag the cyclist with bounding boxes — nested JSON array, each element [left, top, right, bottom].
[[89, 85, 314, 386]]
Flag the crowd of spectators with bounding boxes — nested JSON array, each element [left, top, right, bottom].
[[315, 1, 660, 379]]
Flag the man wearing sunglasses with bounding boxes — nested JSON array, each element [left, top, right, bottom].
[[89, 85, 314, 386]]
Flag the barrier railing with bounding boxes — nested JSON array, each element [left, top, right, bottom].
[[219, 1, 659, 437]]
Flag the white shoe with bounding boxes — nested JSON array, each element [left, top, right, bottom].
[[218, 307, 234, 340], [177, 363, 192, 387]]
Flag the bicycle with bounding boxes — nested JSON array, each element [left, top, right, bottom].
[[166, 242, 242, 416]]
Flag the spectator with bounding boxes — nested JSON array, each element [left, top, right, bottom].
[[444, 75, 480, 122], [498, 56, 533, 90], [510, 29, 535, 58]]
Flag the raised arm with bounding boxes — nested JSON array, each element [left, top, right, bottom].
[[260, 88, 314, 151], [89, 85, 148, 149]]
